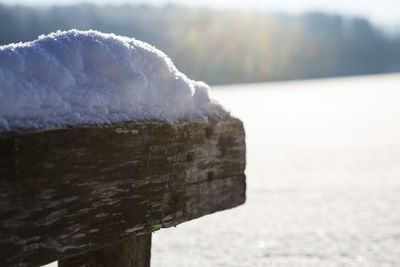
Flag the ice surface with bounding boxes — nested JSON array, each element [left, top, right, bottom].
[[0, 30, 225, 131], [152, 74, 400, 267]]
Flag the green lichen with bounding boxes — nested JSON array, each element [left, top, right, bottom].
[[163, 192, 171, 204], [147, 219, 162, 229]]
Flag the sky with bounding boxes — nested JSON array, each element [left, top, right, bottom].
[[2, 0, 400, 30]]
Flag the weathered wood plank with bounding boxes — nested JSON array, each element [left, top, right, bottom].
[[58, 233, 151, 267], [0, 116, 246, 266]]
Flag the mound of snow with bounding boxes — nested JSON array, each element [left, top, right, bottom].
[[0, 30, 225, 131]]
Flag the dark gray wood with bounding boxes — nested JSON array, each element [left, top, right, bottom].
[[0, 116, 246, 266], [58, 233, 152, 267]]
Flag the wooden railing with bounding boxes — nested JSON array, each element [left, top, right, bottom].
[[0, 116, 246, 266]]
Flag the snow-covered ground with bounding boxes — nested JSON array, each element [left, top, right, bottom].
[[151, 74, 400, 267], [0, 30, 223, 131]]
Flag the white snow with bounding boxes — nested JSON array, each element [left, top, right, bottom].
[[0, 30, 225, 131]]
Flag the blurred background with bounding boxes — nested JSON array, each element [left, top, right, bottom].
[[1, 0, 400, 84], [2, 0, 399, 266]]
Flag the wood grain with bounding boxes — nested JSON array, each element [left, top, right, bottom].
[[0, 116, 246, 266]]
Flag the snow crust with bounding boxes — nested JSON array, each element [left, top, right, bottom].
[[0, 30, 225, 131]]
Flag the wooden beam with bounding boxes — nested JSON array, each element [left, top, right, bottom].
[[0, 116, 246, 266]]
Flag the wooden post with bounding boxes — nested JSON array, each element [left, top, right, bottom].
[[59, 233, 151, 267]]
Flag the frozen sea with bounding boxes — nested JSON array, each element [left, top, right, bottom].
[[151, 74, 400, 267]]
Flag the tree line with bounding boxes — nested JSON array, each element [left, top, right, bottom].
[[1, 3, 399, 85]]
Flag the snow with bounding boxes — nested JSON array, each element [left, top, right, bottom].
[[0, 30, 225, 132]]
